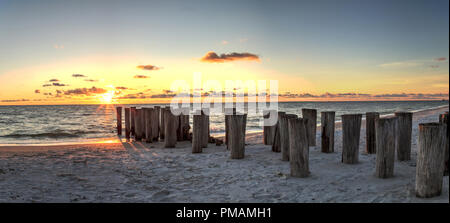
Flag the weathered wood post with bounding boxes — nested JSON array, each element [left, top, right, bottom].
[[280, 114, 298, 161], [116, 106, 122, 135], [375, 117, 398, 178], [134, 108, 142, 141], [201, 109, 210, 148], [395, 112, 413, 161], [415, 123, 446, 198], [164, 107, 178, 148], [341, 114, 362, 164], [130, 107, 136, 136], [192, 111, 204, 153], [439, 112, 449, 176], [154, 106, 161, 139], [124, 107, 131, 138], [288, 117, 309, 178], [263, 110, 276, 145], [321, 111, 335, 153], [366, 112, 379, 154], [272, 112, 285, 152], [144, 108, 153, 143], [229, 114, 247, 159], [302, 108, 317, 147], [160, 107, 167, 140], [150, 106, 159, 141], [225, 108, 236, 149]]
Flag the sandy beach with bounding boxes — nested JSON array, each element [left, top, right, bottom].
[[0, 106, 448, 203]]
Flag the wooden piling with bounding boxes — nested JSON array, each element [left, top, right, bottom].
[[439, 112, 449, 176], [164, 108, 178, 148], [134, 108, 142, 141], [154, 106, 161, 139], [150, 106, 159, 141], [225, 108, 236, 149], [288, 117, 309, 178], [130, 107, 136, 136], [302, 109, 317, 147], [341, 114, 362, 164], [229, 114, 247, 159], [321, 111, 335, 153], [395, 112, 413, 161], [271, 112, 285, 152], [192, 112, 204, 153], [280, 114, 298, 161], [263, 110, 276, 145], [415, 123, 446, 198], [124, 108, 131, 138], [160, 107, 167, 140], [201, 110, 210, 148], [365, 112, 379, 154], [116, 106, 122, 135], [375, 117, 398, 178], [144, 108, 153, 143]]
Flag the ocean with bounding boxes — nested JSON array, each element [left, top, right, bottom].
[[0, 101, 448, 145]]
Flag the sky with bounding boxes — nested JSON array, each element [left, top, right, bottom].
[[0, 0, 448, 105]]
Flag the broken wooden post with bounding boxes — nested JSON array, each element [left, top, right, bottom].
[[192, 111, 204, 153], [439, 112, 449, 176], [302, 108, 317, 147], [201, 109, 210, 148], [365, 112, 379, 154], [415, 123, 446, 198], [271, 112, 285, 152], [225, 108, 236, 149], [116, 106, 122, 135], [280, 114, 298, 161], [150, 106, 159, 141], [229, 114, 247, 159], [160, 107, 167, 140], [395, 112, 413, 161], [144, 108, 153, 143], [263, 110, 276, 145], [321, 111, 335, 153], [375, 117, 398, 178], [125, 107, 131, 138], [134, 108, 143, 141], [341, 114, 362, 164], [288, 117, 309, 178], [164, 108, 178, 148], [130, 107, 136, 136]]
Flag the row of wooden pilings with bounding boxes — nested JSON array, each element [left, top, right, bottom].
[[116, 106, 448, 198], [263, 109, 449, 198]]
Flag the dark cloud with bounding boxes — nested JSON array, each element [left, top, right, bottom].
[[34, 89, 40, 94], [52, 82, 67, 87], [64, 86, 107, 96], [1, 99, 30, 102], [115, 86, 128, 90], [72, 74, 87, 77], [200, 51, 260, 63], [134, 75, 149, 79], [49, 79, 59, 82], [84, 79, 98, 82], [435, 57, 447, 62], [137, 65, 160, 71], [44, 92, 52, 96], [42, 84, 52, 87], [116, 92, 146, 99]]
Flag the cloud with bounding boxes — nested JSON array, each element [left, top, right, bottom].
[[221, 40, 229, 45], [379, 61, 422, 68], [34, 90, 40, 94], [1, 99, 30, 102], [42, 84, 52, 87], [276, 92, 448, 100], [72, 74, 87, 77], [64, 86, 107, 96], [49, 79, 60, 82], [200, 51, 260, 63], [115, 86, 128, 90], [435, 57, 447, 62], [134, 75, 150, 79], [84, 79, 98, 82], [52, 82, 67, 87], [429, 65, 439, 68], [137, 65, 160, 71], [116, 92, 147, 99]]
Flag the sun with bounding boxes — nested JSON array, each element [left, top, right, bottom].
[[99, 91, 115, 104]]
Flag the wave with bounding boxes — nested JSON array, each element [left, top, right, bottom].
[[0, 130, 100, 139]]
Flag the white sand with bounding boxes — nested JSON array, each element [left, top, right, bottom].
[[0, 106, 448, 203]]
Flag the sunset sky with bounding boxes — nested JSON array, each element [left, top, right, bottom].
[[0, 0, 448, 105]]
